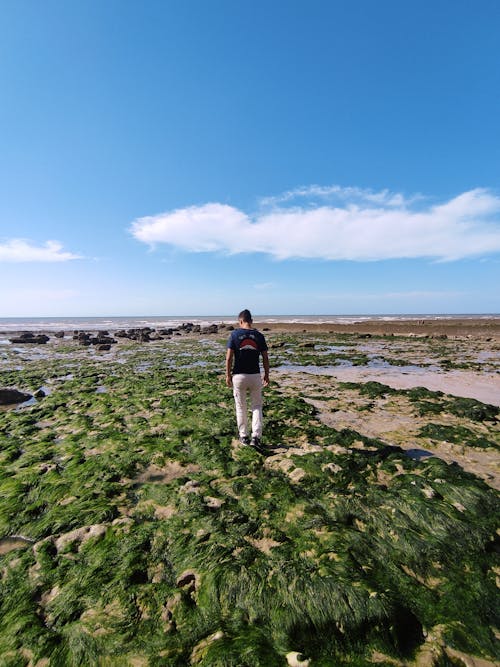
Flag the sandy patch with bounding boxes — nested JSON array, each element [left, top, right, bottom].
[[277, 367, 500, 406], [134, 461, 201, 485], [245, 536, 282, 554]]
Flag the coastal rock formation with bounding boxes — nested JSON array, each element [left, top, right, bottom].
[[0, 388, 33, 405], [9, 332, 50, 344], [73, 332, 117, 347]]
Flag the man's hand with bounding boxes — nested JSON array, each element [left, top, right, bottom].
[[262, 374, 270, 387], [226, 373, 233, 388]]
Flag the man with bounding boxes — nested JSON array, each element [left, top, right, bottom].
[[225, 309, 270, 450]]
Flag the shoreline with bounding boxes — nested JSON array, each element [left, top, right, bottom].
[[1, 317, 500, 339]]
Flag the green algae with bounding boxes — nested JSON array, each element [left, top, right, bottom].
[[419, 423, 499, 450], [0, 337, 499, 665]]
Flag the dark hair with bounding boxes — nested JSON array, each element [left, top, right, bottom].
[[238, 309, 252, 323]]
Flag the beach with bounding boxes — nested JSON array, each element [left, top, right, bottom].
[[0, 316, 499, 665]]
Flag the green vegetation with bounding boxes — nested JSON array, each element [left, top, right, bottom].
[[0, 337, 498, 665], [418, 423, 499, 450]]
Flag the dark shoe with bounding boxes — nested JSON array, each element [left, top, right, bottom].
[[239, 436, 250, 445], [250, 437, 266, 453]]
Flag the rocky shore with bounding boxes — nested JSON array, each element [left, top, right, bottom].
[[3, 317, 500, 346], [0, 320, 498, 665]]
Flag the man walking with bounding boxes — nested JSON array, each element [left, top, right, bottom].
[[225, 309, 269, 450]]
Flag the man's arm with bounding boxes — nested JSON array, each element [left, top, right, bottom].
[[261, 350, 270, 387], [225, 348, 234, 387]]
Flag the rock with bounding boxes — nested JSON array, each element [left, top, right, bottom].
[[34, 388, 46, 399], [90, 336, 116, 346], [0, 388, 33, 405], [201, 324, 219, 334], [286, 652, 310, 667], [97, 344, 111, 351], [54, 524, 107, 552], [176, 570, 198, 594], [9, 333, 49, 344], [54, 331, 65, 338]]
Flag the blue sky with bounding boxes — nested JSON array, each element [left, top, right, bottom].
[[1, 0, 499, 317]]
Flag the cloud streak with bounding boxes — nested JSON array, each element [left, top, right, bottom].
[[0, 239, 82, 263], [131, 186, 500, 262]]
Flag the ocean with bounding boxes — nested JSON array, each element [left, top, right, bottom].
[[0, 314, 498, 332]]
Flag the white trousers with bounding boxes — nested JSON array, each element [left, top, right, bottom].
[[232, 373, 263, 438]]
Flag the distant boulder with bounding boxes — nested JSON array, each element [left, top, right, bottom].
[[54, 331, 65, 338], [0, 388, 33, 405], [201, 324, 219, 334], [9, 333, 49, 344]]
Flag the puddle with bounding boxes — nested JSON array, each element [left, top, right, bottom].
[[96, 386, 108, 393], [405, 448, 435, 461]]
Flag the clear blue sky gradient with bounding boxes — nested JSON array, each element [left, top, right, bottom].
[[1, 0, 499, 316]]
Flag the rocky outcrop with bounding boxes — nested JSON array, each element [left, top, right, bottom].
[[0, 388, 33, 405], [9, 332, 50, 344], [201, 324, 219, 334], [73, 332, 117, 347]]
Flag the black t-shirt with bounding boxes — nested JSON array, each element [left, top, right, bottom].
[[227, 328, 268, 374]]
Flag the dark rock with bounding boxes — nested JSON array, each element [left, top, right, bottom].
[[9, 333, 49, 344], [97, 344, 111, 351], [0, 388, 33, 405], [34, 388, 46, 399], [54, 331, 65, 338], [90, 336, 116, 346], [201, 324, 219, 334]]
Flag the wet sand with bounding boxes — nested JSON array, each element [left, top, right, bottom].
[[276, 365, 500, 407]]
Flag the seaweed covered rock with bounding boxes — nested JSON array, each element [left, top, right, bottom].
[[0, 337, 498, 666]]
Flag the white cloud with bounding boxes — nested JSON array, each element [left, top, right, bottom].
[[130, 186, 500, 262], [0, 239, 82, 263], [259, 184, 417, 208]]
